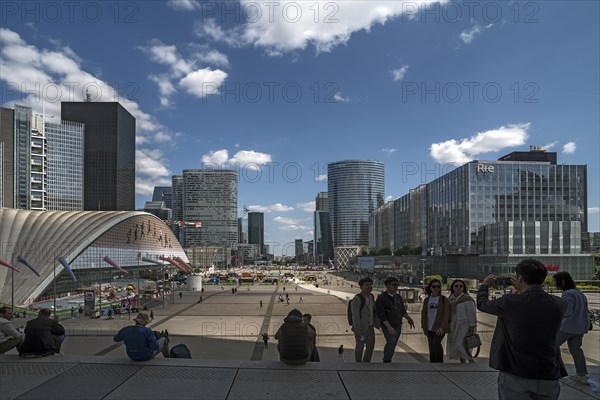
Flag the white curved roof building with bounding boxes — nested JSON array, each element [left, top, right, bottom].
[[0, 208, 189, 306]]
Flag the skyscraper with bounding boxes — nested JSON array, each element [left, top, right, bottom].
[[172, 169, 238, 247], [314, 192, 333, 265], [152, 186, 173, 210], [0, 108, 15, 208], [328, 160, 385, 247], [248, 212, 264, 254], [1, 106, 84, 211], [61, 102, 135, 211]]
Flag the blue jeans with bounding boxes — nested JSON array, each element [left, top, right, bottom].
[[556, 331, 587, 375], [382, 325, 401, 362]]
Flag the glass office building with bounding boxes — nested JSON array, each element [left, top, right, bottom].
[[370, 151, 588, 257], [46, 120, 85, 211], [172, 169, 238, 247], [328, 160, 385, 248]]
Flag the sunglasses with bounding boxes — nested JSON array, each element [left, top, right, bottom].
[[454, 285, 464, 288], [431, 285, 441, 288]]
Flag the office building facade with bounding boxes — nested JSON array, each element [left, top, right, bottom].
[[370, 151, 588, 257], [0, 108, 15, 208], [172, 169, 238, 247], [152, 186, 173, 210], [61, 102, 135, 211]]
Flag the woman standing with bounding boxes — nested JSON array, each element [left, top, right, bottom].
[[553, 271, 590, 384], [447, 280, 477, 363], [420, 279, 450, 363]]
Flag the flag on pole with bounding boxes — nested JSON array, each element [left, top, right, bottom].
[[16, 256, 40, 277], [103, 256, 128, 274], [57, 256, 77, 282], [159, 255, 188, 273], [0, 259, 19, 272]]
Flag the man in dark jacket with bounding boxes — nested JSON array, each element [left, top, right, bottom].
[[375, 276, 415, 363], [19, 308, 65, 356], [274, 309, 314, 365], [477, 258, 567, 400]]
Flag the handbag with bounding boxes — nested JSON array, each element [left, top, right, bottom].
[[464, 333, 482, 358]]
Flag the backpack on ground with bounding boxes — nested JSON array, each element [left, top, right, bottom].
[[169, 343, 192, 358], [347, 294, 367, 326]]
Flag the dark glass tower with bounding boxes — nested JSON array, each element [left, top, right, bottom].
[[61, 102, 135, 211], [248, 212, 264, 254]]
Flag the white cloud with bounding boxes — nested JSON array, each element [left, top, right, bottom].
[[248, 204, 294, 213], [197, 1, 444, 55], [0, 28, 172, 195], [460, 23, 493, 44], [430, 123, 530, 164], [142, 40, 229, 104], [279, 225, 311, 231], [297, 201, 315, 212], [588, 207, 599, 214], [167, 0, 200, 11], [316, 174, 327, 182], [562, 142, 576, 154], [385, 195, 394, 202], [178, 68, 228, 98], [381, 148, 397, 155], [200, 149, 273, 170], [333, 92, 350, 102], [391, 65, 409, 81], [230, 150, 272, 169], [202, 149, 230, 165], [274, 216, 300, 225], [195, 49, 230, 68], [541, 141, 558, 150]]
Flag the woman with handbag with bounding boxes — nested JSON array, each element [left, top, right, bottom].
[[420, 279, 450, 363], [446, 279, 478, 363], [553, 271, 590, 384]]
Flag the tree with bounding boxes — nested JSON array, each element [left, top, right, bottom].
[[424, 274, 443, 285], [378, 248, 392, 256], [544, 274, 555, 288], [368, 250, 377, 256]]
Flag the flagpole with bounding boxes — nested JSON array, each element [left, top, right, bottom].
[[11, 257, 14, 309], [53, 255, 57, 318]]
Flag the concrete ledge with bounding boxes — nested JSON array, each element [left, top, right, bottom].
[[1, 355, 598, 400]]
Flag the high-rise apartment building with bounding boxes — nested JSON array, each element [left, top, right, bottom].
[[248, 212, 264, 254], [61, 102, 135, 211], [171, 169, 238, 247], [328, 160, 385, 247]]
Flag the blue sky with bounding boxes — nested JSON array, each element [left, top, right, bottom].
[[1, 0, 599, 254]]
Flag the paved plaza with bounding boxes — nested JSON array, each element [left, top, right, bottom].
[[1, 275, 599, 399]]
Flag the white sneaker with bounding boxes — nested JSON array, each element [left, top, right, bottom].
[[569, 375, 589, 385]]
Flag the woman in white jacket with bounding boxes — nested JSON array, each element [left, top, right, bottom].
[[447, 279, 477, 363]]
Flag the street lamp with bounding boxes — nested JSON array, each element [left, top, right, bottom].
[[421, 258, 426, 292]]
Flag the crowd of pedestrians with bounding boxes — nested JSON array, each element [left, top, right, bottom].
[[1, 260, 594, 400]]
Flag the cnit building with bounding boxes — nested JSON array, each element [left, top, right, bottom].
[[369, 148, 594, 280]]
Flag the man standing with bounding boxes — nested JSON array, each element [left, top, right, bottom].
[[375, 276, 415, 363], [350, 277, 379, 362], [477, 259, 567, 400], [113, 313, 169, 361], [19, 308, 65, 356], [0, 307, 24, 354]]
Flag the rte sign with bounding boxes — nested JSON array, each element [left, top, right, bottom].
[[477, 163, 495, 173]]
